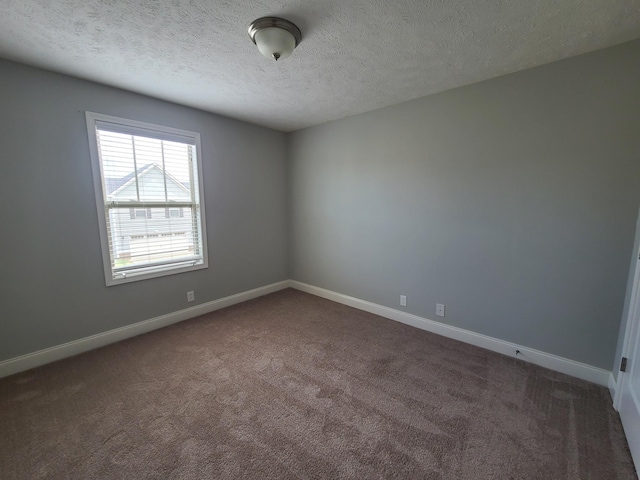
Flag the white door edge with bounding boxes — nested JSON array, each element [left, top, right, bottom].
[[614, 244, 640, 411]]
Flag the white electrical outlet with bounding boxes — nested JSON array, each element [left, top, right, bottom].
[[400, 295, 407, 307], [187, 291, 195, 302], [436, 303, 445, 317]]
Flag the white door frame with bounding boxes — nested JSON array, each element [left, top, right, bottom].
[[613, 230, 640, 473], [614, 243, 640, 411]]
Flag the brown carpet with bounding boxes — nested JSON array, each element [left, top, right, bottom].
[[0, 289, 636, 479]]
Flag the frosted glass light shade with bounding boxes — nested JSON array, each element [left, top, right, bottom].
[[248, 17, 302, 61], [255, 27, 296, 61]]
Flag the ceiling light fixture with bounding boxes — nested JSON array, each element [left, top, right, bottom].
[[248, 17, 302, 61]]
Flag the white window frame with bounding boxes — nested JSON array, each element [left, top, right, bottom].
[[86, 112, 209, 286]]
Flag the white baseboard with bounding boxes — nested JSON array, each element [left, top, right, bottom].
[[290, 281, 611, 387], [0, 280, 291, 379], [1, 279, 613, 388], [608, 373, 618, 406]]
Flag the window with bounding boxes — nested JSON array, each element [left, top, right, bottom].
[[130, 208, 152, 219], [86, 112, 208, 285], [165, 207, 184, 218]]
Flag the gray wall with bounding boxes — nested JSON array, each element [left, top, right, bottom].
[[0, 59, 288, 362], [2, 40, 639, 372], [289, 40, 640, 370]]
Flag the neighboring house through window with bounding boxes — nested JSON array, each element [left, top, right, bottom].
[[86, 112, 208, 285]]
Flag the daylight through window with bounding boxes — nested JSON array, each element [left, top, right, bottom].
[[86, 112, 208, 285]]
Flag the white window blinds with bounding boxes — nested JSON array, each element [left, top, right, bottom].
[[86, 112, 208, 285]]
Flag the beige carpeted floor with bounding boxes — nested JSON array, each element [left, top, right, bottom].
[[0, 289, 636, 479]]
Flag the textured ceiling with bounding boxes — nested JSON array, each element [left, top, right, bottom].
[[0, 0, 639, 131]]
